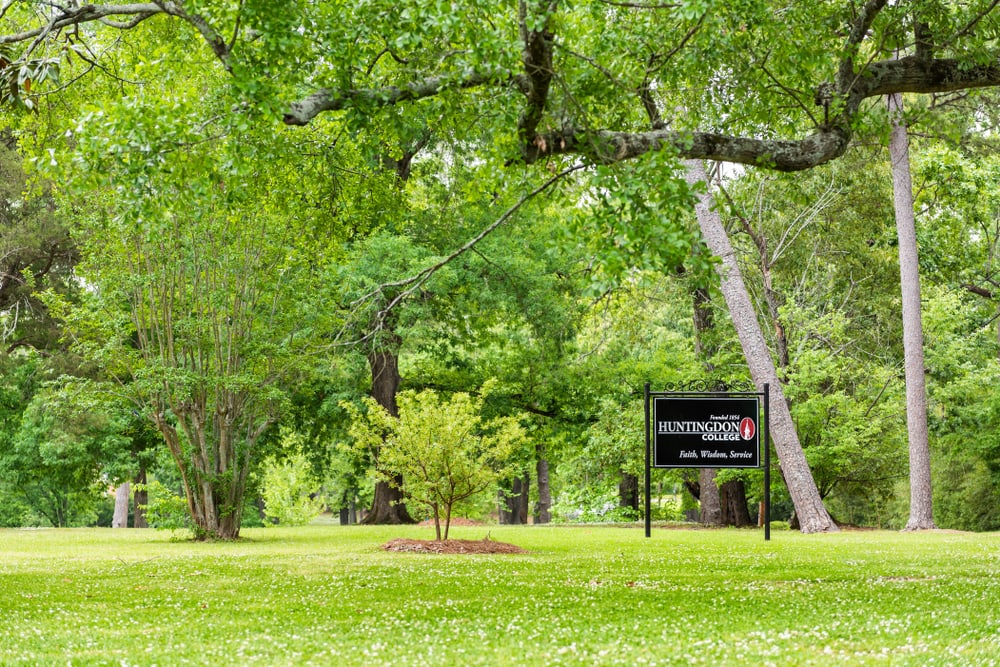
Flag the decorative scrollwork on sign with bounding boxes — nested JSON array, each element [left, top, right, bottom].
[[660, 378, 756, 393]]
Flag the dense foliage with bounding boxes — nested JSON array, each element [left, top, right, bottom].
[[1, 1, 999, 533]]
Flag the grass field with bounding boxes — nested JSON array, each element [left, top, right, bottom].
[[1, 524, 998, 666]]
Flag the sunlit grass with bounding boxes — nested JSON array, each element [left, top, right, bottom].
[[1, 525, 999, 665]]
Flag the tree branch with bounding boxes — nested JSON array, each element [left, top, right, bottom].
[[282, 46, 1000, 171], [5, 0, 1000, 175], [526, 123, 852, 171], [0, 4, 165, 46], [837, 0, 890, 92], [153, 1, 231, 70], [345, 163, 586, 341], [596, 0, 679, 8], [963, 283, 996, 299], [282, 70, 509, 125], [516, 0, 558, 144], [941, 0, 1000, 49]]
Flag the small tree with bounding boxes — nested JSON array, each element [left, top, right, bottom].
[[350, 389, 523, 540]]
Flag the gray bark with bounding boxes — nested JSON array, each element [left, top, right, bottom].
[[685, 160, 838, 533], [112, 482, 130, 528], [888, 92, 937, 530], [698, 468, 722, 525], [283, 55, 1000, 170]]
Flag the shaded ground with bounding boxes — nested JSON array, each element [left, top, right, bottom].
[[381, 536, 527, 554]]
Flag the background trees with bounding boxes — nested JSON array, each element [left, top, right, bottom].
[[2, 2, 1000, 533]]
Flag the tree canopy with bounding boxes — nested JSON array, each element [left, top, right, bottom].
[[3, 1, 1000, 173]]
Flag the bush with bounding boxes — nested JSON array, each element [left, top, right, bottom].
[[260, 432, 325, 527], [139, 479, 193, 532]]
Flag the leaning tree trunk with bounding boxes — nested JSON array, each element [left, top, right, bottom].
[[112, 482, 130, 528], [888, 91, 936, 530], [685, 160, 838, 533], [362, 346, 415, 525]]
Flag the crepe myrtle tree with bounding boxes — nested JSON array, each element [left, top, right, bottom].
[[61, 205, 322, 539], [6, 1, 1000, 535], [347, 387, 524, 541], [46, 117, 330, 540]]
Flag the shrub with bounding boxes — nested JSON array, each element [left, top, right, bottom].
[[139, 479, 192, 532], [260, 432, 325, 527]]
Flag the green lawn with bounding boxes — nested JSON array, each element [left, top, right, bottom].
[[1, 524, 998, 665]]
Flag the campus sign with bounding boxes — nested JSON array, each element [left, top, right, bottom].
[[644, 383, 771, 540], [652, 396, 760, 468]]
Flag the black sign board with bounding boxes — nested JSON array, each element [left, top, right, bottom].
[[644, 383, 771, 540], [652, 396, 760, 468]]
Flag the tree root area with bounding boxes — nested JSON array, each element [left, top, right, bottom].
[[381, 537, 527, 554]]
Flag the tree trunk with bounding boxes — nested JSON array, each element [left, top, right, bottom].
[[153, 399, 268, 540], [685, 160, 838, 533], [517, 473, 530, 525], [698, 468, 723, 525], [732, 212, 791, 375], [619, 472, 639, 515], [132, 468, 148, 529], [720, 479, 753, 527], [365, 478, 413, 525], [508, 477, 523, 524], [112, 482, 130, 528], [691, 284, 724, 526], [432, 502, 442, 540], [362, 345, 415, 525], [888, 91, 936, 530], [535, 449, 552, 524]]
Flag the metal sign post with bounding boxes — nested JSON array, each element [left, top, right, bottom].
[[645, 381, 771, 541]]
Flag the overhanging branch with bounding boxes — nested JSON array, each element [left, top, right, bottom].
[[526, 124, 852, 171], [280, 50, 1000, 171], [0, 4, 165, 46], [282, 70, 512, 126]]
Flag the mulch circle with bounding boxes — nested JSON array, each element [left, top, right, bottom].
[[381, 536, 528, 554]]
